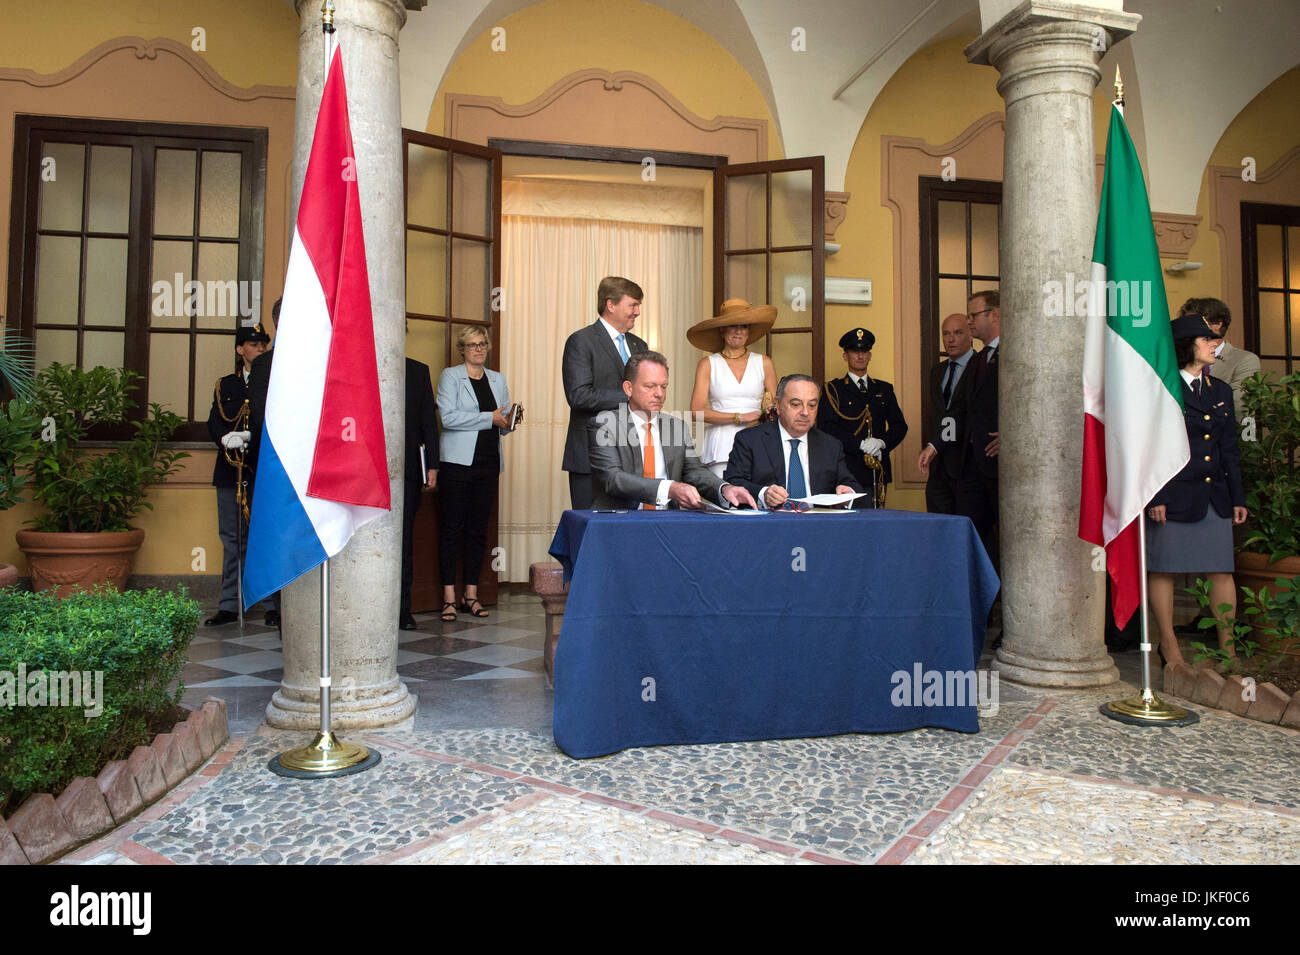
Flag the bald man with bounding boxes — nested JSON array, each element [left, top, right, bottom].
[[919, 313, 975, 514]]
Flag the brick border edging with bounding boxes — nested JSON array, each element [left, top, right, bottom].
[[1162, 662, 1300, 727], [0, 697, 231, 865]]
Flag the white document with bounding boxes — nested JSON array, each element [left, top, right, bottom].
[[794, 492, 865, 507], [700, 500, 765, 514]]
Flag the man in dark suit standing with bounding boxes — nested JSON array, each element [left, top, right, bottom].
[[561, 276, 648, 509], [724, 374, 862, 508], [816, 327, 907, 508], [588, 351, 755, 510], [922, 291, 1000, 564], [400, 356, 439, 630], [919, 312, 975, 515], [242, 299, 280, 627]]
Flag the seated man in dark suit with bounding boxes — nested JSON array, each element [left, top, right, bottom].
[[588, 351, 755, 511], [724, 374, 863, 508]]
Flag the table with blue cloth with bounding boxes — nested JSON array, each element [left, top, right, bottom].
[[547, 509, 1000, 758]]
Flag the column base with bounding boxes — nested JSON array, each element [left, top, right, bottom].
[[994, 645, 1120, 688], [265, 674, 416, 730]]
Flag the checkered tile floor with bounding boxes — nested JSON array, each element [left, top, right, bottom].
[[183, 594, 547, 691]]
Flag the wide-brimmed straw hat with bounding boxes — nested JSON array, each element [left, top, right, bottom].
[[687, 299, 777, 352]]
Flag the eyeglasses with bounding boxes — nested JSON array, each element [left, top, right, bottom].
[[463, 342, 488, 350], [968, 308, 993, 320]]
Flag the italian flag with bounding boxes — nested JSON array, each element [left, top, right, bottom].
[[1078, 103, 1189, 629]]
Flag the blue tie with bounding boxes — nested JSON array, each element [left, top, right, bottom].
[[617, 334, 630, 364], [787, 438, 807, 499]]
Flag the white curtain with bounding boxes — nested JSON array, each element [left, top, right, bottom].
[[497, 213, 703, 581]]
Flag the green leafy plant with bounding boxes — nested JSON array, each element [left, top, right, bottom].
[[0, 586, 199, 816], [0, 332, 40, 511], [0, 398, 42, 511], [25, 363, 189, 532], [1237, 370, 1300, 562], [1187, 575, 1299, 678]]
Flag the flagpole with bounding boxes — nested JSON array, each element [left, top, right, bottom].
[[1098, 66, 1198, 727], [270, 0, 381, 778]]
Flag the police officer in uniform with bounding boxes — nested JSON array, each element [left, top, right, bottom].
[[816, 327, 907, 508], [204, 323, 270, 626]]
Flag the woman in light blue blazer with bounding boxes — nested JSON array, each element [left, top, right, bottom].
[[435, 326, 514, 621]]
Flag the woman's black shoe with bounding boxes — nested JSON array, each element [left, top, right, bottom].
[[204, 610, 238, 627]]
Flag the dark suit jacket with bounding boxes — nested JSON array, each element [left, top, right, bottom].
[[924, 355, 973, 482], [723, 421, 862, 504], [405, 357, 438, 485], [587, 408, 725, 509], [1149, 376, 1245, 522], [561, 320, 647, 474], [816, 374, 908, 486], [936, 343, 998, 481], [246, 348, 272, 486], [207, 371, 248, 488]]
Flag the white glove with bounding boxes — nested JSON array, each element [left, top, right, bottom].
[[222, 430, 251, 450], [860, 437, 885, 459]]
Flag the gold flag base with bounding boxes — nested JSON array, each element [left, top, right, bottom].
[[1100, 688, 1200, 727], [268, 731, 381, 779]]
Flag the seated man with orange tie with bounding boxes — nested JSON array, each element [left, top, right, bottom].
[[724, 374, 863, 508], [588, 351, 756, 511]]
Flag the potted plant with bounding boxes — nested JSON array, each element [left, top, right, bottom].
[[13, 363, 188, 596], [1234, 369, 1300, 651]]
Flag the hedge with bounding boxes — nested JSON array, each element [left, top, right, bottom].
[[0, 587, 199, 816]]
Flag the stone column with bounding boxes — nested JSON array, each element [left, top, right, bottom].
[[267, 0, 415, 729], [965, 2, 1139, 687]]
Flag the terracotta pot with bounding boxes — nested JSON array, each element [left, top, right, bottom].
[[14, 528, 145, 598], [0, 562, 18, 590], [1233, 551, 1300, 657]]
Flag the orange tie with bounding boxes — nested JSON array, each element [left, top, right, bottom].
[[642, 420, 656, 510]]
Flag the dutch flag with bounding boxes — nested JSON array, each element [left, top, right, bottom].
[[243, 44, 390, 610]]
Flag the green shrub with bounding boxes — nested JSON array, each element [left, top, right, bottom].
[[0, 587, 199, 817]]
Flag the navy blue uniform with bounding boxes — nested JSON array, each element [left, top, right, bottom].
[[1149, 376, 1245, 520], [816, 375, 907, 501]]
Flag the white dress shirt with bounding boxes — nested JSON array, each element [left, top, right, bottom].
[[759, 423, 813, 508], [627, 408, 671, 507], [599, 316, 627, 354]]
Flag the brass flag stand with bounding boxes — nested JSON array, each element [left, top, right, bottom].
[[1098, 67, 1198, 729], [1100, 514, 1198, 727], [268, 1, 382, 778]]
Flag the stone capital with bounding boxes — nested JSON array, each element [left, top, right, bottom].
[[966, 2, 1142, 67], [1150, 212, 1201, 259], [824, 192, 851, 243]]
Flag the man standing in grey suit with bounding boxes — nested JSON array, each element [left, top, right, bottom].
[[588, 351, 755, 510], [562, 276, 649, 508]]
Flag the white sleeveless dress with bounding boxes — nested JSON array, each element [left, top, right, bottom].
[[700, 351, 765, 476]]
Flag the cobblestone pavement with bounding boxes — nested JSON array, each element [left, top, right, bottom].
[[58, 595, 1300, 866]]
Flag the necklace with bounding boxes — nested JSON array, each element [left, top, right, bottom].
[[721, 348, 748, 360]]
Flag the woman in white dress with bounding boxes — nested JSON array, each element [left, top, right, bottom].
[[688, 299, 778, 477]]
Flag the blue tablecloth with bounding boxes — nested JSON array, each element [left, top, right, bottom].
[[547, 509, 1000, 758]]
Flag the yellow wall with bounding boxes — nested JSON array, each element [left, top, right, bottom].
[[1163, 68, 1300, 312], [1, 0, 298, 88], [1, 1, 297, 578], [429, 0, 780, 157], [833, 37, 1003, 511]]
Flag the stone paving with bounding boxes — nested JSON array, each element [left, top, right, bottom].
[[52, 593, 1300, 866]]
